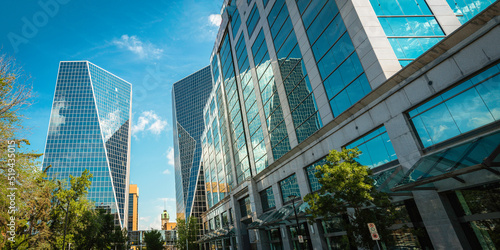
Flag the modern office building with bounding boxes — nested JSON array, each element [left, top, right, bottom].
[[43, 61, 132, 228], [172, 66, 213, 230], [197, 0, 500, 249], [129, 184, 139, 231]]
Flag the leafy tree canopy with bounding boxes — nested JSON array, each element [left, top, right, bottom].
[[304, 148, 398, 248], [175, 216, 199, 250], [144, 229, 164, 250]]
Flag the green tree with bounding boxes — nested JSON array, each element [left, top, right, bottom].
[[144, 229, 165, 250], [304, 148, 397, 249], [175, 216, 199, 250], [73, 208, 128, 250], [0, 150, 55, 249], [46, 169, 94, 249], [0, 54, 65, 249]]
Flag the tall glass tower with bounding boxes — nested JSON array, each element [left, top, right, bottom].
[[43, 61, 132, 228], [172, 66, 212, 221]]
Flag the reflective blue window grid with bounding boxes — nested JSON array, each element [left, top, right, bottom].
[[279, 174, 301, 203], [252, 28, 291, 160], [43, 61, 132, 228], [446, 0, 496, 24], [246, 3, 260, 38], [369, 0, 445, 66], [269, 0, 322, 143], [235, 33, 268, 174], [346, 126, 397, 169], [409, 62, 500, 148], [172, 66, 212, 218], [218, 34, 251, 184], [260, 187, 276, 211], [299, 0, 371, 119], [305, 158, 328, 192], [231, 6, 241, 37]]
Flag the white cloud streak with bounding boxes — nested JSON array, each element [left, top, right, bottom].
[[208, 14, 222, 27], [112, 34, 163, 59], [132, 110, 168, 136], [162, 147, 175, 174], [167, 147, 174, 166]]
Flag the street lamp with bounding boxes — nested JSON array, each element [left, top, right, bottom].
[[288, 195, 301, 250]]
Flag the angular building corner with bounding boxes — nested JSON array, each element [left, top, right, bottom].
[[172, 66, 213, 235], [43, 61, 132, 229]]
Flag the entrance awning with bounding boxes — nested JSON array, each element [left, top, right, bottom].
[[247, 209, 276, 229], [392, 130, 500, 192], [249, 200, 302, 229], [197, 226, 235, 243]]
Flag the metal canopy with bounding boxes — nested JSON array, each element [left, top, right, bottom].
[[247, 209, 276, 229], [392, 130, 500, 192], [197, 226, 235, 243]]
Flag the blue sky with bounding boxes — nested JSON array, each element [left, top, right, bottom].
[[1, 0, 222, 230]]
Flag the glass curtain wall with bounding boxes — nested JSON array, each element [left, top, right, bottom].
[[268, 0, 322, 143]]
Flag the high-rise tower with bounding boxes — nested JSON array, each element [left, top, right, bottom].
[[172, 66, 212, 221], [128, 184, 139, 231], [43, 61, 132, 228]]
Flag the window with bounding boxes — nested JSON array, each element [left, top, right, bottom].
[[260, 186, 276, 211], [279, 174, 301, 203], [305, 158, 328, 192], [300, 0, 370, 118], [222, 211, 229, 227], [269, 0, 322, 143], [369, 0, 445, 66], [409, 62, 500, 148], [346, 126, 397, 168], [246, 3, 260, 37], [446, 0, 496, 24], [239, 196, 252, 217], [252, 28, 291, 160]]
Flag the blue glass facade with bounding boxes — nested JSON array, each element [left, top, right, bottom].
[[369, 0, 445, 66], [219, 34, 252, 185], [235, 33, 268, 174], [269, 0, 322, 143], [299, 0, 371, 117], [260, 186, 276, 211], [172, 66, 212, 219], [446, 0, 496, 23], [305, 158, 328, 193], [346, 126, 397, 169], [43, 61, 132, 228], [252, 28, 290, 160], [279, 174, 301, 203], [409, 62, 500, 148]]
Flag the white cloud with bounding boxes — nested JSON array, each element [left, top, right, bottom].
[[158, 197, 176, 202], [112, 34, 163, 59], [208, 14, 222, 27], [166, 147, 174, 166], [49, 98, 66, 135], [132, 110, 168, 136], [162, 147, 175, 174], [140, 216, 162, 230]]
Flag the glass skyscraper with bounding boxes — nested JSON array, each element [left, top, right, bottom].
[[43, 61, 132, 228], [172, 66, 213, 222], [195, 0, 500, 249]]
